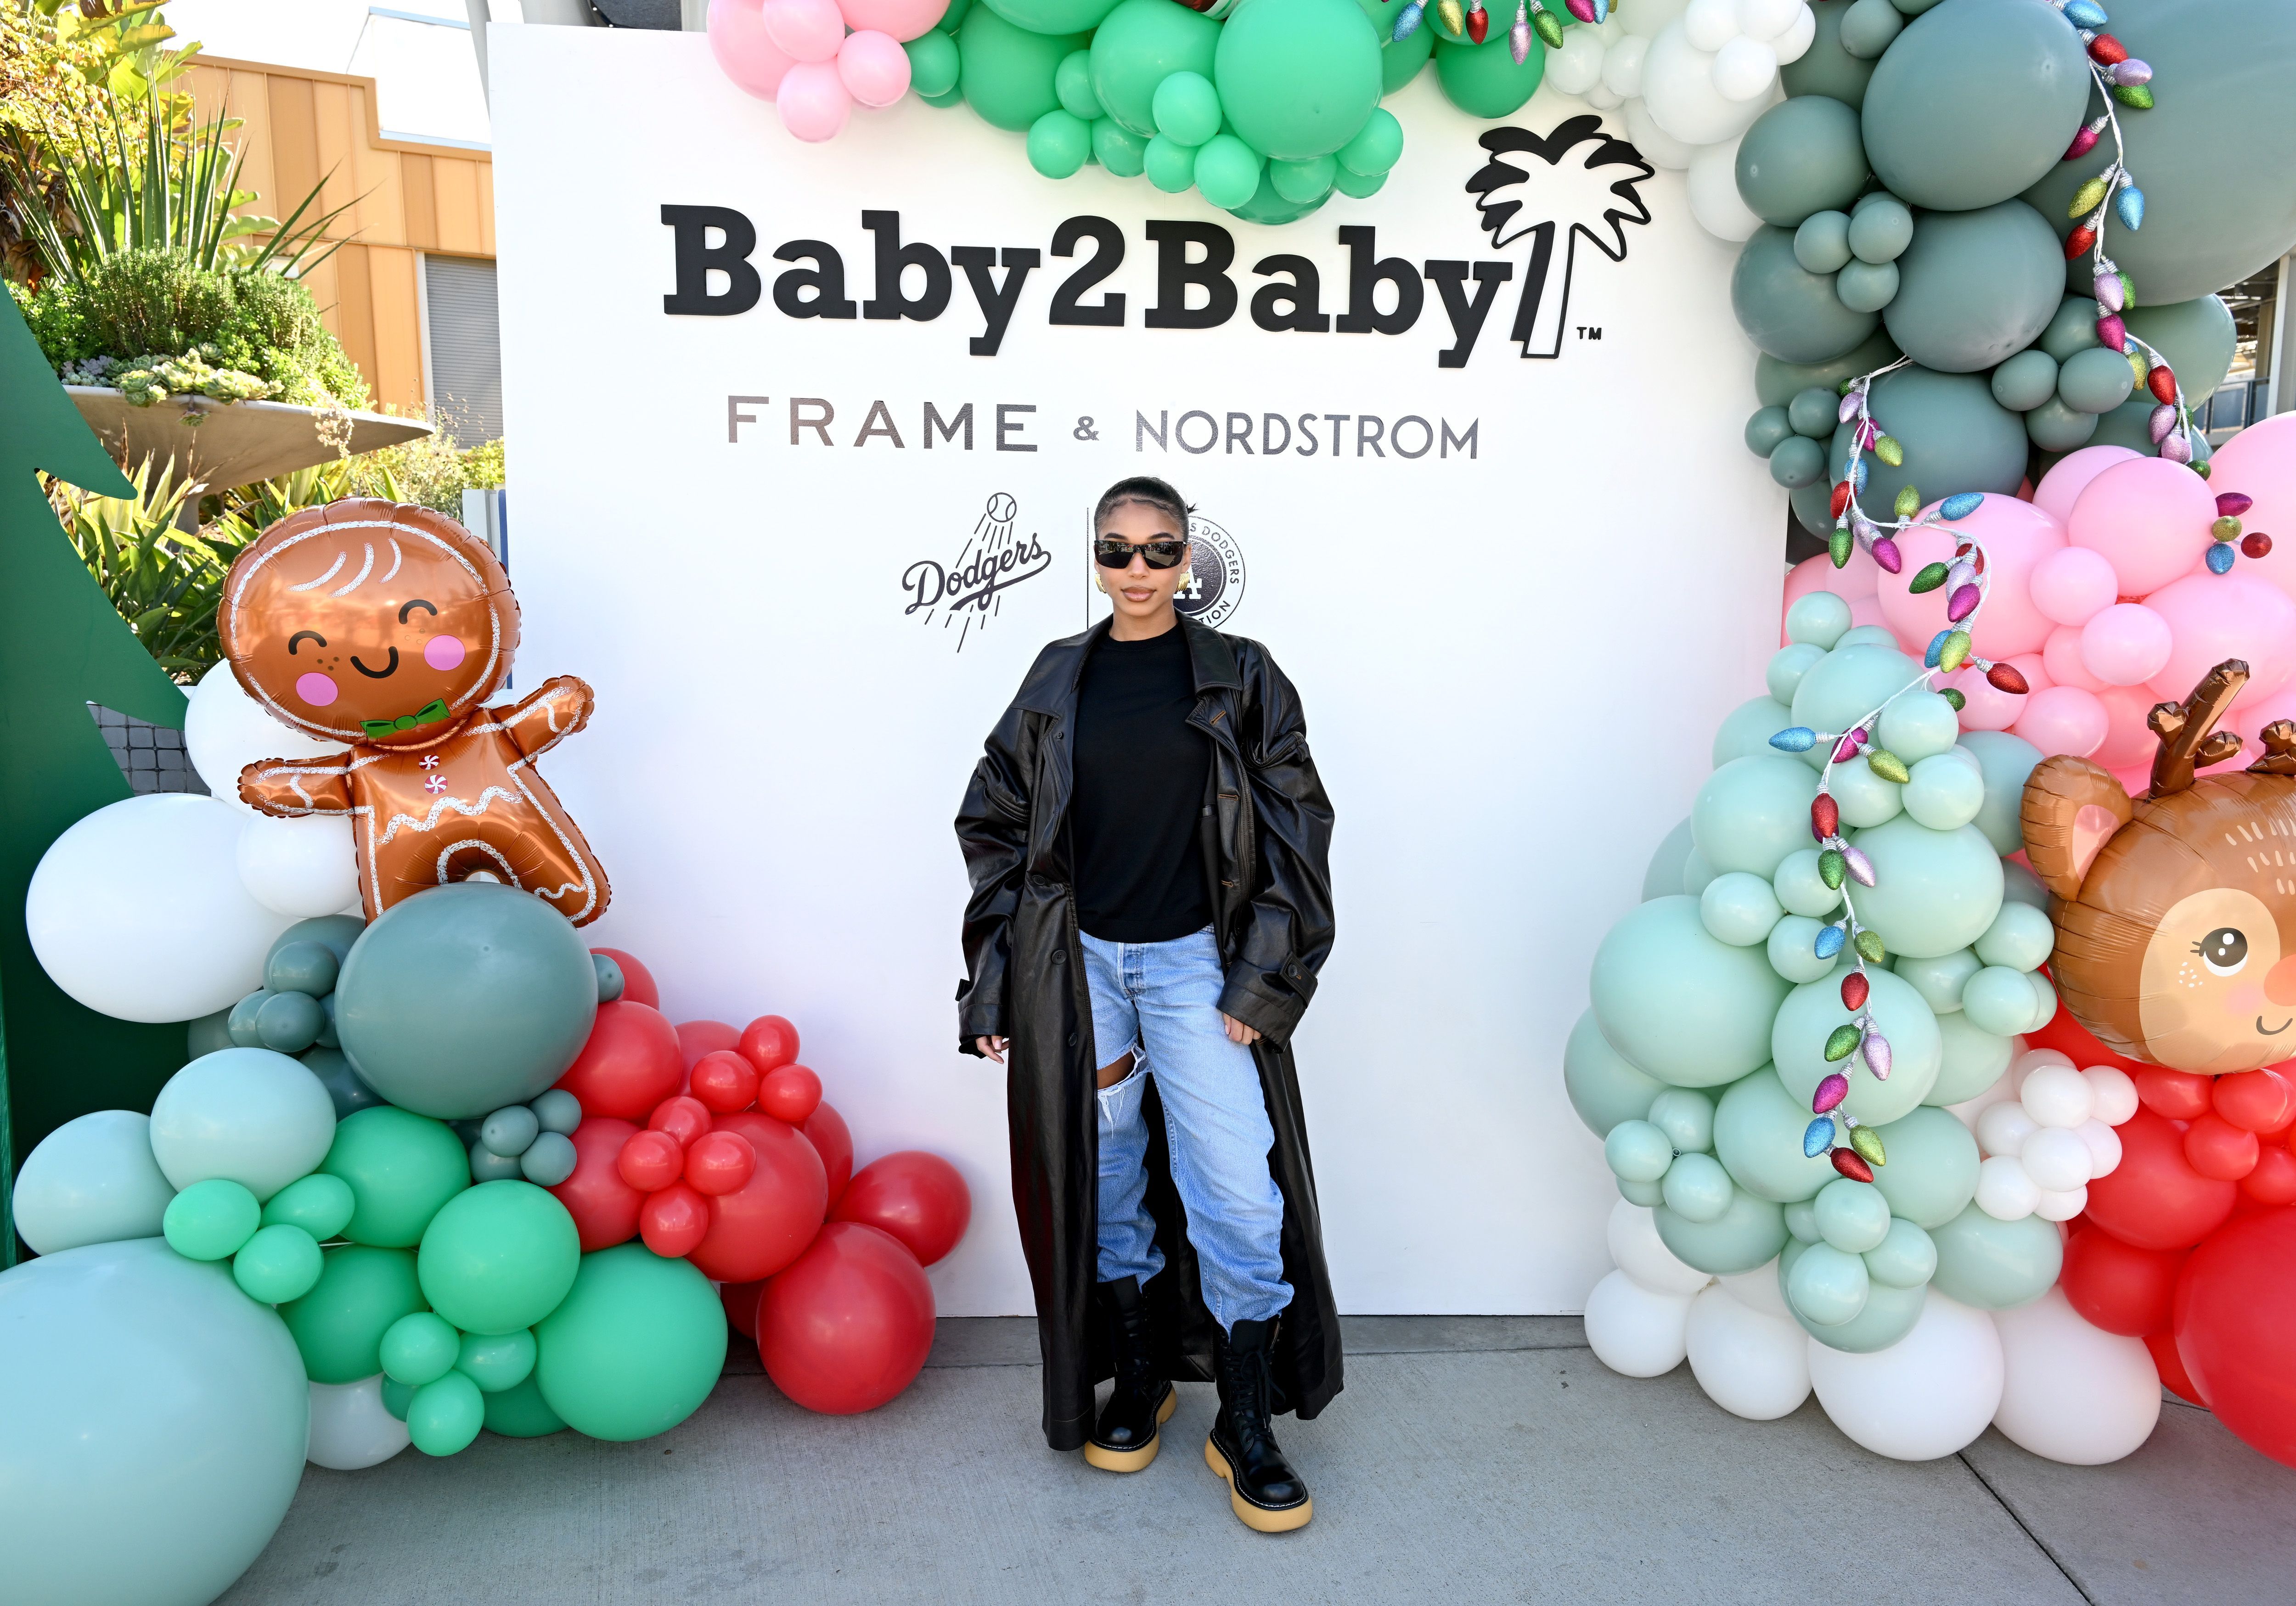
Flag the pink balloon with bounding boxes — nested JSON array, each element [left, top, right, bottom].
[[2032, 444, 2142, 527], [2079, 602, 2174, 687], [838, 0, 950, 41], [2006, 651, 2051, 694], [2206, 414, 2296, 615], [2093, 684, 2163, 770], [1941, 664, 2026, 731], [2068, 457, 2218, 597], [1875, 495, 2066, 661], [2013, 685, 2110, 759], [763, 0, 847, 63], [1781, 552, 1880, 646], [2146, 571, 2296, 710], [836, 28, 910, 107], [2028, 545, 2121, 628], [2042, 624, 2106, 691], [776, 59, 854, 137], [709, 0, 797, 97]]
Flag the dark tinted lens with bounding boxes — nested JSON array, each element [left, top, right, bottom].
[[1094, 538, 1188, 569]]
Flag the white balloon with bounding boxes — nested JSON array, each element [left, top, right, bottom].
[[1721, 1258, 1794, 1318], [182, 663, 339, 813], [1601, 33, 1649, 96], [1587, 82, 1626, 109], [1688, 1284, 1812, 1419], [1992, 1289, 2161, 1464], [1583, 1269, 1694, 1377], [2083, 1064, 2140, 1126], [1686, 135, 1762, 240], [2011, 1047, 2074, 1089], [236, 812, 360, 919], [2020, 1063, 2096, 1129], [306, 1375, 413, 1470], [1683, 0, 1739, 51], [1623, 0, 1692, 38], [1623, 98, 1697, 170], [2075, 1117, 2124, 1179], [1710, 34, 1777, 100], [1768, 0, 1815, 62], [1946, 1069, 2016, 1134], [12, 1111, 175, 1255], [1975, 1101, 2037, 1158], [1975, 1154, 2042, 1220], [2034, 1185, 2089, 1221], [1608, 1199, 1714, 1296], [1546, 24, 1609, 94], [149, 1048, 337, 1202], [2022, 1126, 2094, 1192], [1641, 22, 1773, 145], [27, 795, 295, 1023], [1734, 0, 1800, 41], [1810, 1291, 2005, 1460]]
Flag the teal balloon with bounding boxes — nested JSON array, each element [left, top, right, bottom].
[[1767, 916, 1838, 984], [1861, 0, 2091, 211], [1654, 1187, 1788, 1275], [0, 1240, 307, 1606], [1055, 47, 1101, 118], [1430, 28, 1546, 119], [1337, 106, 1401, 175], [1847, 197, 1913, 265], [1786, 386, 1838, 438], [1991, 348, 2060, 412], [380, 1377, 414, 1420], [1958, 730, 2042, 855], [322, 1105, 469, 1247], [979, 0, 1119, 40], [1832, 754, 1905, 830], [1774, 850, 1841, 921], [904, 29, 960, 97], [1929, 1202, 2064, 1308], [1089, 0, 1219, 137], [1755, 327, 1900, 407], [11, 1109, 175, 1254], [254, 989, 322, 1053], [1648, 1087, 1716, 1154], [2027, 396, 2100, 451], [1714, 1066, 1839, 1202], [1590, 897, 1791, 1088], [1836, 0, 1902, 57], [269, 913, 363, 971], [2125, 297, 2240, 404], [1780, 0, 1877, 108], [261, 1170, 355, 1240], [1767, 642, 1826, 705], [1641, 818, 1698, 903], [1786, 591, 1854, 651], [1693, 755, 1819, 879], [1661, 1152, 1735, 1222], [959, 5, 1090, 133], [1794, 210, 1853, 275], [1774, 966, 1942, 1124], [1868, 1106, 1981, 1227], [1813, 1177, 1892, 1253], [1270, 154, 1337, 206], [1605, 1119, 1674, 1184], [1783, 1241, 1929, 1350], [1216, 0, 1381, 159], [381, 1309, 462, 1386], [334, 883, 598, 1121], [1848, 816, 2005, 959], [1835, 260, 1900, 316], [233, 1223, 322, 1304], [1712, 696, 1795, 768], [227, 989, 268, 1047], [1144, 133, 1198, 192], [1027, 109, 1094, 178], [535, 1245, 728, 1442], [408, 1370, 485, 1456], [1883, 202, 2064, 374], [1897, 946, 1980, 1015], [416, 1179, 581, 1336], [456, 1326, 537, 1393], [1732, 225, 1880, 365], [1192, 134, 1264, 209], [163, 1177, 260, 1262], [1770, 435, 1824, 488], [2058, 345, 2138, 415], [1876, 690, 1960, 765], [1227, 162, 1332, 225], [187, 1007, 234, 1058], [279, 1244, 425, 1383], [1735, 96, 1869, 229], [1789, 643, 1923, 772], [481, 1369, 567, 1437], [1092, 117, 1148, 175], [1863, 1217, 1938, 1287], [264, 940, 338, 999], [1701, 871, 1784, 948], [1152, 68, 1221, 143], [1377, 24, 1432, 92], [301, 1045, 381, 1121], [1786, 1239, 1871, 1325], [1824, 364, 2030, 514]]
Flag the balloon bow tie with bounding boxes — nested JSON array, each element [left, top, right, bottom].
[[362, 699, 453, 740]]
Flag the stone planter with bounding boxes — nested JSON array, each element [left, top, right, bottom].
[[67, 387, 434, 492]]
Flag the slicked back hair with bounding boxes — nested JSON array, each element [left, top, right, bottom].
[[1092, 475, 1193, 536]]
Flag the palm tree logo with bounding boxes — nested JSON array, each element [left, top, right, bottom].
[[1466, 114, 1654, 360]]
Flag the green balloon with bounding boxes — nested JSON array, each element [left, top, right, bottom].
[[1767, 915, 1839, 985], [335, 883, 597, 1121], [1027, 109, 1094, 178], [1092, 116, 1148, 176], [456, 1326, 537, 1393], [905, 30, 960, 97], [1591, 897, 1792, 1088], [1217, 0, 1380, 158], [2125, 297, 2239, 403], [1787, 1238, 1871, 1324], [1746, 404, 1795, 458], [1789, 644, 1923, 771], [1271, 154, 1337, 205], [1847, 197, 1913, 265], [1929, 1201, 2064, 1308], [2085, 393, 2178, 459], [1957, 730, 2042, 856], [1089, 0, 1219, 136], [1377, 23, 1432, 93], [1714, 1066, 1839, 1202], [381, 1310, 462, 1386], [322, 1105, 468, 1248], [1661, 1152, 1736, 1222], [535, 1245, 727, 1443], [1228, 163, 1331, 224], [1055, 47, 1101, 118], [1795, 211, 1853, 275], [1430, 28, 1543, 120], [1642, 817, 1698, 902], [940, 0, 971, 28], [1770, 435, 1825, 489], [1702, 871, 1784, 948], [979, 0, 1119, 40], [1733, 226, 1880, 365], [1782, 1240, 1928, 1350], [2058, 345, 2138, 415], [1654, 1187, 1789, 1276], [261, 1170, 355, 1240], [921, 83, 967, 107], [1755, 327, 1900, 407], [1713, 696, 1795, 769], [1774, 966, 1943, 1124], [1606, 1120, 1674, 1184], [264, 940, 339, 999], [1337, 105, 1401, 175], [1693, 756, 1820, 880], [417, 1180, 581, 1336], [1735, 97, 1869, 230], [1861, 0, 2090, 212], [1883, 201, 2065, 373], [1850, 815, 2005, 959], [1193, 133, 1265, 209], [1876, 690, 1960, 764], [269, 914, 364, 973], [1152, 68, 1221, 143], [1867, 1105, 1981, 1226], [1780, 0, 1876, 108], [408, 1370, 484, 1457], [1897, 946, 1980, 1015], [279, 1244, 426, 1383], [2037, 293, 2102, 363], [1648, 1087, 1716, 1154], [1144, 133, 1198, 192], [233, 1223, 323, 1304], [481, 1369, 567, 1437], [1814, 1177, 1892, 1253], [1823, 365, 2030, 515], [1864, 1216, 1938, 1287], [1990, 348, 2060, 412], [254, 990, 322, 1054], [163, 1178, 261, 1262], [1838, 0, 1902, 56], [960, 5, 1090, 133], [1835, 260, 1900, 316], [1787, 386, 1839, 439], [2026, 397, 2101, 450]]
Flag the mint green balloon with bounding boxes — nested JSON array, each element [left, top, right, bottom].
[[261, 1171, 355, 1241], [1768, 643, 1825, 704], [380, 1377, 414, 1420], [1786, 591, 1853, 650], [1975, 900, 2054, 972], [1787, 1239, 1871, 1325], [1655, 1187, 1789, 1275], [1643, 818, 1695, 902], [1700, 871, 1784, 948], [1963, 965, 2038, 1035], [1564, 1009, 1667, 1137], [1902, 751, 1984, 831], [417, 1180, 580, 1336], [164, 1178, 260, 1261], [1928, 1012, 2013, 1108], [408, 1370, 484, 1456], [1591, 897, 1791, 1088], [1090, 0, 1219, 136], [1092, 117, 1148, 176], [1847, 815, 2004, 960], [1813, 1177, 1891, 1253], [1868, 1106, 1980, 1229], [322, 1106, 468, 1248], [980, 0, 1120, 39], [1228, 163, 1331, 225], [1618, 1176, 1664, 1208], [456, 1326, 537, 1393], [1783, 1241, 1928, 1350], [905, 29, 960, 96], [1192, 133, 1264, 209], [382, 1310, 461, 1386], [1431, 28, 1544, 119], [1683, 843, 1717, 898], [1605, 1119, 1673, 1184], [1773, 851, 1842, 921], [1864, 1217, 1938, 1287], [1215, 0, 1380, 159], [1767, 915, 1838, 985], [482, 1370, 567, 1437], [1774, 966, 1942, 1125], [1055, 47, 1101, 118], [1648, 1088, 1716, 1155], [1337, 105, 1401, 175], [535, 1245, 727, 1442], [1375, 18, 1432, 92], [1661, 1152, 1734, 1222], [1332, 161, 1387, 199], [1693, 756, 1819, 879], [1713, 696, 1795, 768], [1958, 731, 2043, 856], [1929, 1202, 2063, 1309], [1270, 154, 1337, 206], [233, 1223, 323, 1304], [1144, 133, 1198, 192], [1788, 644, 1923, 771], [1152, 68, 1221, 143], [1715, 1066, 1839, 1203], [1785, 1201, 1820, 1242], [279, 1244, 425, 1383], [960, 6, 1089, 133], [1832, 754, 1904, 830], [1027, 109, 1094, 178]]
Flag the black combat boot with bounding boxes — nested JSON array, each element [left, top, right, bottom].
[[1085, 1275, 1175, 1471], [1204, 1316, 1312, 1531]]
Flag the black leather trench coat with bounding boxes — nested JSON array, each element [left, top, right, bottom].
[[955, 615, 1342, 1451]]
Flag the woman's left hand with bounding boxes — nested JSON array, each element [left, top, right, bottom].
[[1220, 1012, 1261, 1047]]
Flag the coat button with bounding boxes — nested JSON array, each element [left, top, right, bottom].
[[1067, 1032, 1079, 1047], [1052, 950, 1067, 964]]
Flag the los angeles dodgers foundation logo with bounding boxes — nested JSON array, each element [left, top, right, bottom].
[[1176, 516, 1246, 630]]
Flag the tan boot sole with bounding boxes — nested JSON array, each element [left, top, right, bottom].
[[1203, 1434, 1313, 1532], [1083, 1388, 1176, 1472]]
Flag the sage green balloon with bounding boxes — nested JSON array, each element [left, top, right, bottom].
[[269, 914, 364, 973], [1787, 1239, 1871, 1325], [2057, 344, 2138, 415], [1795, 211, 1854, 275], [1957, 731, 2042, 856], [1027, 109, 1094, 179], [1883, 202, 2064, 373], [164, 1178, 261, 1262], [456, 1326, 537, 1393], [1767, 915, 1839, 985], [1783, 1241, 1928, 1350], [1836, 0, 1902, 58], [482, 1369, 567, 1437], [233, 1223, 323, 1304], [1787, 591, 1854, 651], [1789, 644, 1922, 772], [1649, 1088, 1717, 1155], [1642, 818, 1698, 902], [2087, 392, 2208, 461], [2026, 396, 2100, 450], [2024, 0, 2296, 304], [417, 1180, 581, 1336], [1835, 260, 1900, 315], [1701, 871, 1784, 948], [2037, 293, 2101, 362], [1714, 695, 1795, 768], [2125, 297, 2239, 403], [1780, 0, 1876, 108], [1733, 225, 1881, 365], [1786, 386, 1838, 438], [1827, 364, 2030, 511], [1655, 1187, 1789, 1275], [1091, 0, 1219, 136], [322, 1106, 468, 1248], [1864, 1217, 1938, 1287], [1774, 850, 1841, 921], [1861, 0, 2090, 211], [1693, 756, 1820, 879], [265, 940, 339, 999], [1216, 0, 1380, 158], [1735, 96, 1869, 229], [1714, 1066, 1838, 1202], [1774, 966, 1942, 1124], [279, 1244, 426, 1383], [381, 1310, 461, 1386], [905, 29, 960, 97], [960, 5, 1089, 133], [1430, 28, 1545, 119], [1832, 754, 1904, 830], [1849, 815, 2005, 959], [408, 1370, 484, 1457], [1813, 1177, 1892, 1253], [1768, 643, 1826, 706], [1662, 1152, 1735, 1223], [262, 1170, 355, 1240], [1929, 1201, 2063, 1309], [534, 1245, 728, 1442], [1755, 327, 1900, 407], [1193, 133, 1264, 209], [1770, 435, 1825, 489], [1592, 898, 1793, 1088], [1963, 964, 2039, 1035], [1092, 116, 1149, 176], [1867, 1105, 1981, 1226], [1847, 196, 1913, 264], [1876, 689, 1960, 765], [1606, 1119, 1674, 1184], [1991, 348, 2060, 412], [1897, 947, 1979, 1015]]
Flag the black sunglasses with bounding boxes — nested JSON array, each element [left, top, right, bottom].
[[1093, 537, 1188, 570]]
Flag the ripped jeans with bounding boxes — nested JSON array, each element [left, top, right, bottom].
[[1084, 926, 1292, 1332]]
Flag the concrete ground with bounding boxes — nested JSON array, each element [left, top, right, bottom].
[[220, 1316, 2296, 1606]]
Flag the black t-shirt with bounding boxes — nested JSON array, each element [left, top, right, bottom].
[[1072, 625, 1214, 943]]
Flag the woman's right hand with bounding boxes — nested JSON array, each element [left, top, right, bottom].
[[974, 1036, 1008, 1063]]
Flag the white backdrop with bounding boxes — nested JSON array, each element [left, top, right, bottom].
[[490, 23, 1782, 1314]]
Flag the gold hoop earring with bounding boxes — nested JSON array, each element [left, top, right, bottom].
[[1092, 569, 1108, 594]]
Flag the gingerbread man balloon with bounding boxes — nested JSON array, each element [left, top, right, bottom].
[[220, 499, 611, 925]]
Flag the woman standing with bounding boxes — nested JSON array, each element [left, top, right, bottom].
[[955, 476, 1340, 1533]]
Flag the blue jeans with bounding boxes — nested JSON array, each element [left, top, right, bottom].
[[1084, 926, 1292, 1331]]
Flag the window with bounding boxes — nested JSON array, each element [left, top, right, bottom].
[[423, 254, 503, 444]]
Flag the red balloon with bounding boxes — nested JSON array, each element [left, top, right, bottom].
[[757, 1222, 935, 1414], [675, 1018, 741, 1073], [803, 1101, 854, 1207], [685, 1130, 757, 1196], [641, 1182, 711, 1258], [758, 1064, 823, 1125], [550, 1116, 644, 1251], [2084, 1108, 2238, 1250], [2136, 1067, 2213, 1121], [2023, 986, 2153, 1077], [648, 1094, 711, 1148], [2215, 1068, 2296, 1135], [2185, 1112, 2262, 1181], [739, 1014, 800, 1076], [687, 1110, 829, 1283], [834, 1151, 972, 1267], [2060, 1224, 2186, 1336], [2146, 1329, 2207, 1406], [557, 1001, 683, 1119], [720, 1278, 765, 1340], [589, 946, 659, 1008], [689, 1050, 760, 1114], [616, 1129, 683, 1192], [2175, 1207, 2296, 1465], [2244, 1144, 2296, 1206]]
